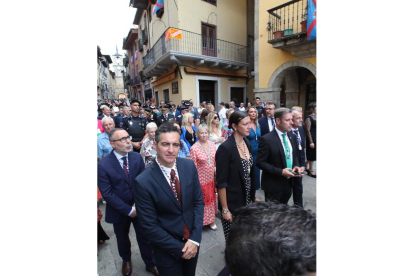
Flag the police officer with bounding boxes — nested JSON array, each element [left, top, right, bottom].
[[156, 104, 175, 126], [122, 99, 147, 152], [175, 102, 190, 126], [143, 107, 156, 124]]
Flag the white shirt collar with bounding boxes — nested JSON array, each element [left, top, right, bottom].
[[113, 150, 128, 160]]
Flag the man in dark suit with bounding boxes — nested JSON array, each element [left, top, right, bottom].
[[98, 105, 120, 127], [156, 104, 175, 126], [170, 104, 181, 119], [134, 123, 204, 276], [290, 108, 307, 207], [257, 108, 302, 204], [98, 128, 159, 276], [258, 102, 276, 136]]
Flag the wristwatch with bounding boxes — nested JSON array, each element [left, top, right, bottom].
[[222, 209, 229, 214]]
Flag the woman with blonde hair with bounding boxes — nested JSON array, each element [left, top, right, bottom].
[[246, 107, 262, 199], [181, 113, 198, 149], [207, 112, 225, 149], [190, 124, 218, 230], [206, 103, 215, 112]]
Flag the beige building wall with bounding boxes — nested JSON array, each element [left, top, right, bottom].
[[177, 0, 247, 46], [258, 0, 317, 89]]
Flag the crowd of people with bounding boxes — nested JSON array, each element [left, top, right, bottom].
[[97, 96, 317, 276]]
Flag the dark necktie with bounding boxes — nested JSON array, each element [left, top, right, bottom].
[[292, 130, 301, 147], [122, 157, 129, 178], [164, 115, 168, 120], [170, 169, 190, 240], [271, 118, 276, 130]]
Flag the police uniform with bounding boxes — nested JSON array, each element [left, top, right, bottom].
[[156, 104, 175, 126], [122, 100, 147, 152]]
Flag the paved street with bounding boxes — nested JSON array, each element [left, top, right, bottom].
[[98, 166, 316, 276]]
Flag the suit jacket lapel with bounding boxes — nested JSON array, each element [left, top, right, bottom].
[[151, 163, 181, 210], [272, 130, 287, 168], [176, 158, 186, 208], [128, 154, 136, 185], [109, 152, 130, 183]]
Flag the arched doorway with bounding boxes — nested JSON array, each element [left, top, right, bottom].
[[259, 60, 316, 111]]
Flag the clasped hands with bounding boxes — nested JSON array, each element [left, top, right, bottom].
[[182, 241, 198, 259], [282, 166, 304, 178]]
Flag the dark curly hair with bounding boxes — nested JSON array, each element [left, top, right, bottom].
[[225, 201, 316, 276]]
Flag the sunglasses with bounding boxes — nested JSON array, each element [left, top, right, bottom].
[[214, 116, 218, 120]]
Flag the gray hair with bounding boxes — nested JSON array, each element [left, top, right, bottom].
[[123, 106, 130, 111], [146, 122, 157, 132], [101, 117, 114, 126], [100, 105, 109, 110], [196, 123, 209, 137], [108, 128, 125, 141], [274, 108, 291, 121]]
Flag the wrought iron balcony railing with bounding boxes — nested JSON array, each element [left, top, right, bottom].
[[143, 28, 247, 69], [267, 0, 308, 41]]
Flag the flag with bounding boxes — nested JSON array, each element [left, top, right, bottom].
[[131, 56, 134, 63], [307, 0, 316, 40], [135, 50, 138, 59], [153, 0, 164, 14], [165, 28, 183, 41]]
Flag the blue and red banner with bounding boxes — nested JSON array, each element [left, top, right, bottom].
[[131, 56, 134, 63], [153, 0, 164, 15], [135, 50, 138, 59], [307, 0, 316, 40]]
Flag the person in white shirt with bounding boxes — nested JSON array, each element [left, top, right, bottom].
[[238, 103, 246, 112], [218, 102, 228, 124]]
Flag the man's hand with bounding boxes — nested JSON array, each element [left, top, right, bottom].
[[291, 166, 302, 177], [282, 168, 296, 178], [129, 205, 137, 218], [181, 241, 198, 259], [131, 141, 141, 149], [310, 142, 315, 149], [299, 167, 305, 174]]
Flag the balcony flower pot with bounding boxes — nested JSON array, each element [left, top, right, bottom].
[[283, 29, 293, 36], [273, 31, 283, 39], [301, 21, 307, 32]]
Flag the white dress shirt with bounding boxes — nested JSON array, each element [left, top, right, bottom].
[[267, 117, 276, 132]]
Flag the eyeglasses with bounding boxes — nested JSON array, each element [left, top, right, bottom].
[[112, 136, 132, 143]]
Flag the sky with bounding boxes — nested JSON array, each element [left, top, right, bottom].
[[97, 0, 137, 62]]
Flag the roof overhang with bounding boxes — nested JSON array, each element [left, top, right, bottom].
[[123, 29, 138, 50]]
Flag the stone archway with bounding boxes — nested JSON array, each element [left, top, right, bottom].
[[255, 60, 316, 108]]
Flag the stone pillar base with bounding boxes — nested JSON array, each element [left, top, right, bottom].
[[254, 88, 281, 107]]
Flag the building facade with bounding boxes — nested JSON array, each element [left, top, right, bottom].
[[254, 0, 316, 110], [128, 0, 255, 107]]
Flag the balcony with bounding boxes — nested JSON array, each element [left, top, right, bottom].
[[143, 28, 248, 78], [267, 0, 315, 59]]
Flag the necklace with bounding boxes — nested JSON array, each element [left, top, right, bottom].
[[236, 140, 252, 174], [199, 142, 212, 165]]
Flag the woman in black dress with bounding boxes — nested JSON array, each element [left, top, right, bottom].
[[305, 102, 317, 178], [216, 111, 256, 240]]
